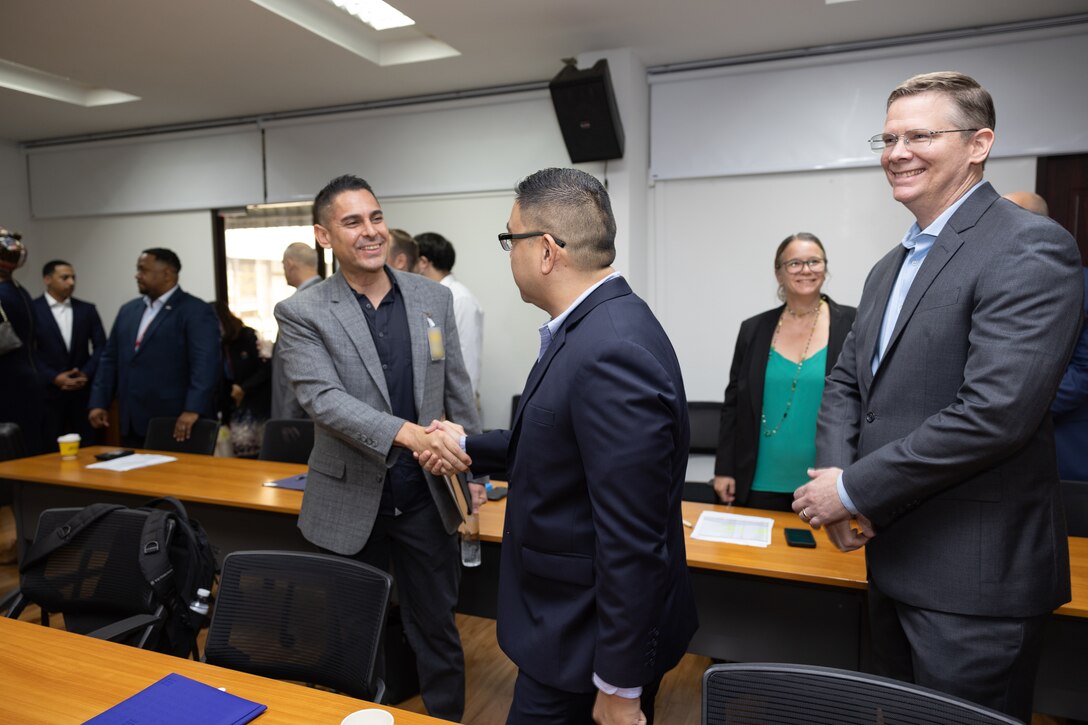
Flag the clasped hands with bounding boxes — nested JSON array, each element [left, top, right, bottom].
[[402, 420, 487, 513], [792, 466, 875, 552], [54, 368, 88, 392]]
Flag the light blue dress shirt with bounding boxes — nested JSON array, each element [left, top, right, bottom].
[[838, 181, 985, 515]]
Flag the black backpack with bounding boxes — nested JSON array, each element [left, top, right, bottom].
[[19, 496, 218, 658]]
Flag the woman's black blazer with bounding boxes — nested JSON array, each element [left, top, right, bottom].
[[713, 296, 857, 505]]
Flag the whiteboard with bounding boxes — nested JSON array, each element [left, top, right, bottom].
[[27, 126, 264, 218], [650, 25, 1088, 181]]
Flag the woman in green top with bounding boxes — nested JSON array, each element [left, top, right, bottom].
[[713, 233, 857, 511]]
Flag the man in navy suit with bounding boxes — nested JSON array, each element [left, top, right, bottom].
[[88, 248, 220, 447], [33, 260, 106, 444], [424, 168, 697, 725]]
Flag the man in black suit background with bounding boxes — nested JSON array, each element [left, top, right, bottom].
[[33, 260, 106, 443]]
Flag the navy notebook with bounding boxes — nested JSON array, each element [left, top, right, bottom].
[[83, 672, 267, 725], [263, 473, 307, 491]]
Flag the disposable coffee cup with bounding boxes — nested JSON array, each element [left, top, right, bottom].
[[341, 710, 394, 725], [57, 433, 81, 460]]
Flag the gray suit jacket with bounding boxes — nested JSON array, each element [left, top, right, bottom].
[[274, 268, 481, 555], [817, 182, 1083, 618], [271, 275, 322, 420]]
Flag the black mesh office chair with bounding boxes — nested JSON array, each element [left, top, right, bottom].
[[204, 550, 392, 703], [1, 507, 169, 650], [143, 417, 220, 455], [1062, 479, 1088, 537], [702, 662, 1022, 724], [684, 401, 722, 503], [258, 419, 315, 464]]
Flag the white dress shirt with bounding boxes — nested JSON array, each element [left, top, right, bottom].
[[440, 274, 484, 395], [136, 285, 179, 349], [45, 291, 73, 352]]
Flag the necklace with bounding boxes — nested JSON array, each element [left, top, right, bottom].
[[761, 298, 824, 438], [785, 299, 822, 318]]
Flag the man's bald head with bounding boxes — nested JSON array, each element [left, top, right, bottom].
[[282, 242, 319, 288], [1003, 191, 1050, 217]]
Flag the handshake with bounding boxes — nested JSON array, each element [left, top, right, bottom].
[[404, 419, 487, 513]]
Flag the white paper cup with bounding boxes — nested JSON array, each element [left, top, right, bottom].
[[341, 709, 394, 725]]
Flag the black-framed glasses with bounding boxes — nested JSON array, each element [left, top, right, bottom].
[[497, 232, 566, 251], [777, 258, 826, 274], [868, 128, 978, 153]]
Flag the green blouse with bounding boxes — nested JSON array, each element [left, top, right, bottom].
[[750, 347, 828, 493]]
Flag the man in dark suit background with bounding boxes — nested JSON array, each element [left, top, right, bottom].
[[33, 260, 106, 444], [88, 248, 220, 447], [275, 175, 483, 722], [792, 72, 1083, 721], [425, 168, 697, 725]]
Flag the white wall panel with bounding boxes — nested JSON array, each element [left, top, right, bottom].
[[650, 26, 1088, 181], [264, 92, 571, 201], [27, 126, 264, 218]]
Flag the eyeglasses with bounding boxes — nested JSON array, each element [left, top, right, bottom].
[[868, 128, 978, 153], [777, 258, 826, 274], [497, 232, 566, 251]]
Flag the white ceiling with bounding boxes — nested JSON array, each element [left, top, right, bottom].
[[1, 0, 1087, 144]]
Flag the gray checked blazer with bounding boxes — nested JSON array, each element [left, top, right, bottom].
[[274, 268, 482, 555], [817, 182, 1084, 618]]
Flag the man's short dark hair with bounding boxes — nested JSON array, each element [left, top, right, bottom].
[[415, 232, 456, 273], [142, 247, 181, 273], [313, 174, 375, 227], [42, 259, 71, 277], [514, 168, 616, 271]]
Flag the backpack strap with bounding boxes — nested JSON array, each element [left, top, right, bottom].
[[140, 496, 191, 523], [19, 503, 127, 573], [138, 508, 201, 658]]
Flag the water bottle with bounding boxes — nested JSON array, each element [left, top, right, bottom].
[[461, 514, 481, 568], [189, 587, 211, 617]]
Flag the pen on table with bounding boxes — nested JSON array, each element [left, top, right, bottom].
[[682, 519, 693, 528]]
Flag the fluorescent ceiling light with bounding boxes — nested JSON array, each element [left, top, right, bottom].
[[250, 0, 459, 66], [327, 0, 413, 31], [0, 59, 139, 107]]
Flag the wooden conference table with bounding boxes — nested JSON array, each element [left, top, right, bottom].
[[0, 617, 450, 724], [2, 448, 1086, 718]]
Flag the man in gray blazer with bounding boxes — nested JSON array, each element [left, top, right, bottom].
[[793, 72, 1083, 721], [270, 242, 322, 420], [274, 175, 483, 722]]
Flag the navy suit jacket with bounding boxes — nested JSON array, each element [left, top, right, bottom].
[[467, 277, 698, 693], [32, 295, 107, 394], [1052, 267, 1088, 481], [89, 288, 220, 438]]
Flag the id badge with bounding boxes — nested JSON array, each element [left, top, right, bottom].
[[426, 316, 445, 361]]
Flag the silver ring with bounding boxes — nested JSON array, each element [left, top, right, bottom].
[[801, 508, 810, 521]]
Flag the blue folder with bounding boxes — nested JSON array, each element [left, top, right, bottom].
[[84, 672, 266, 724]]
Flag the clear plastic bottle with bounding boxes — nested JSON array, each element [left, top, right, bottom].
[[461, 514, 482, 568], [189, 587, 211, 617]]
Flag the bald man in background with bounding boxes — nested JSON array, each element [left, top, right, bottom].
[[271, 242, 322, 419], [1003, 191, 1049, 217], [1005, 191, 1088, 482]]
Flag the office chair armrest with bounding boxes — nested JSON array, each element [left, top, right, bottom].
[[88, 613, 163, 642], [0, 589, 27, 619]]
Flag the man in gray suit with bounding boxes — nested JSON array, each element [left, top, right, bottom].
[[274, 175, 483, 721], [270, 242, 322, 420], [793, 72, 1083, 721]]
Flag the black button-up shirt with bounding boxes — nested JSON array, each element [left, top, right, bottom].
[[353, 269, 429, 516]]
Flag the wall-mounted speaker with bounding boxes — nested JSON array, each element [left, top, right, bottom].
[[549, 59, 625, 164]]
